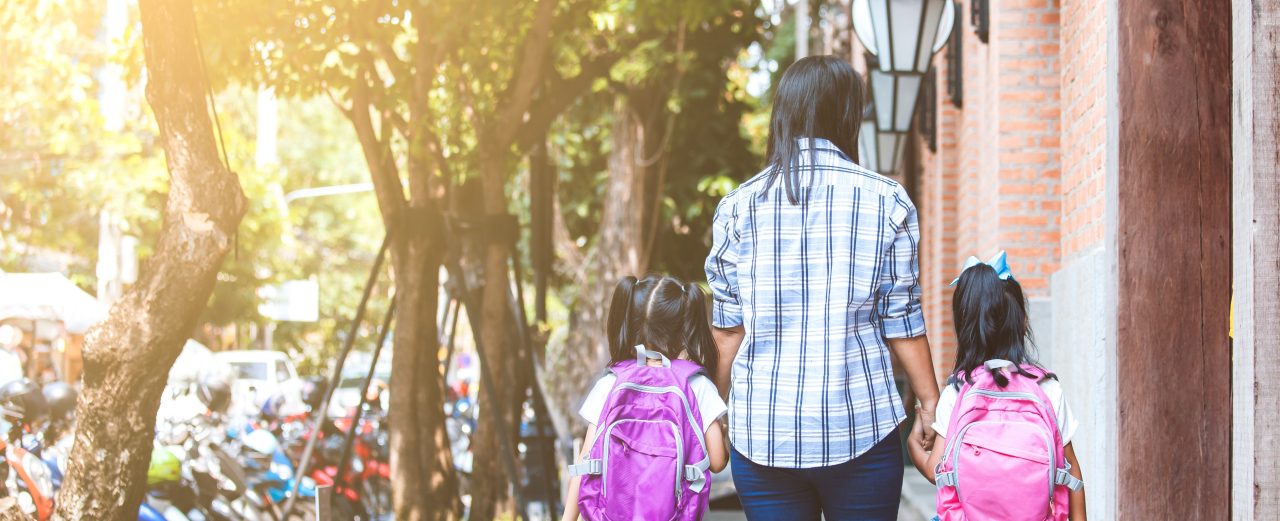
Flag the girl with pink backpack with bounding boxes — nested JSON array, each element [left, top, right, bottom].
[[907, 252, 1088, 521], [561, 275, 729, 521]]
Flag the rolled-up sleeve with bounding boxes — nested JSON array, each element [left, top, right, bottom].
[[705, 198, 743, 328], [878, 192, 927, 338]]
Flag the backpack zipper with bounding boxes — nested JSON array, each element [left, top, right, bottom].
[[613, 383, 710, 457], [948, 389, 1057, 510], [600, 419, 683, 503]]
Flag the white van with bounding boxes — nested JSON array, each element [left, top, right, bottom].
[[213, 350, 304, 416]]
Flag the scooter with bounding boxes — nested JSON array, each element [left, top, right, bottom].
[[235, 427, 317, 520], [1, 432, 55, 521]]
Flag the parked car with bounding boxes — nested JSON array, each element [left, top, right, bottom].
[[327, 373, 390, 419], [326, 352, 391, 419], [213, 351, 305, 417]]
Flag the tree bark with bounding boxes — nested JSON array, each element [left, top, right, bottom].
[[544, 95, 665, 431], [466, 152, 527, 521], [386, 217, 459, 521], [466, 2, 560, 517], [52, 0, 246, 518], [346, 63, 459, 520]]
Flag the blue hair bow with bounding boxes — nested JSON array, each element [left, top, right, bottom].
[[950, 250, 1015, 286]]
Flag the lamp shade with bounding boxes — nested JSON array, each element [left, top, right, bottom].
[[870, 68, 922, 133], [858, 104, 908, 177], [853, 0, 954, 175], [859, 105, 879, 170], [853, 0, 956, 74]]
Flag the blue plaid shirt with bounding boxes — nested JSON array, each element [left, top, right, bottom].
[[705, 138, 927, 468]]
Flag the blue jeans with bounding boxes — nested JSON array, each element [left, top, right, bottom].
[[731, 426, 904, 521]]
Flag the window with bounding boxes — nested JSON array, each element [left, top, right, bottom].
[[971, 0, 990, 43], [275, 360, 291, 383], [232, 362, 268, 381], [946, 1, 964, 107]]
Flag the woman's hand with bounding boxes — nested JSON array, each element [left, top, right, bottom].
[[887, 335, 940, 448], [916, 402, 938, 451]]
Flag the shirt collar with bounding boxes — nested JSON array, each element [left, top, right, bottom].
[[797, 137, 852, 161]]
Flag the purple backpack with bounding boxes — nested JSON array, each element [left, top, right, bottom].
[[569, 345, 712, 520]]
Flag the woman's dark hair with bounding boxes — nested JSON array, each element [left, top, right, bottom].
[[606, 275, 718, 371], [951, 264, 1047, 387], [764, 55, 864, 204]]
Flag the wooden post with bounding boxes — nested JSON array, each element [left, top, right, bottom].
[[316, 484, 332, 521], [1115, 0, 1233, 518], [1232, 1, 1280, 519]]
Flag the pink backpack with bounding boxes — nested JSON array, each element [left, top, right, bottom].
[[934, 360, 1083, 520], [568, 346, 712, 520]]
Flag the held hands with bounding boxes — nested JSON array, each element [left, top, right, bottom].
[[907, 404, 939, 482], [914, 403, 937, 450]]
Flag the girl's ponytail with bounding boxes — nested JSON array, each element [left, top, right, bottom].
[[679, 281, 719, 372], [606, 276, 639, 364], [987, 365, 1010, 387], [952, 263, 1037, 387]]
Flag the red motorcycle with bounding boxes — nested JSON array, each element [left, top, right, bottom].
[[278, 411, 389, 520], [1, 379, 55, 521]]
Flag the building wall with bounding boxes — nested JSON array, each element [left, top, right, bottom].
[[917, 45, 959, 383], [1231, 1, 1280, 516], [917, 0, 1063, 380], [1060, 0, 1107, 258], [914, 1, 1116, 518], [1052, 1, 1118, 519], [914, 0, 1236, 517]]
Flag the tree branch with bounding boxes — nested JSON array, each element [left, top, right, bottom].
[[406, 2, 445, 202], [489, 0, 558, 147], [348, 68, 407, 221], [515, 50, 624, 153]]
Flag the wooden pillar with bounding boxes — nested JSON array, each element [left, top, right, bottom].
[[1115, 0, 1233, 518], [1232, 1, 1280, 518]]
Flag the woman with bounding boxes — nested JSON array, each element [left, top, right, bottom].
[[704, 56, 939, 520]]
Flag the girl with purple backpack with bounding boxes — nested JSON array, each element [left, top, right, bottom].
[[907, 252, 1087, 521], [561, 275, 729, 521]]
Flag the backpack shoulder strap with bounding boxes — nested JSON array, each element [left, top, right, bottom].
[[607, 359, 640, 380], [668, 359, 706, 382]]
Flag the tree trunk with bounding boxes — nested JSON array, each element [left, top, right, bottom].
[[467, 153, 526, 521], [387, 212, 460, 521], [52, 0, 246, 518], [544, 96, 660, 432], [345, 42, 460, 519]]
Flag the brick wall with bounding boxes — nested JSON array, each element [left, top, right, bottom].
[[917, 51, 959, 382], [991, 0, 1062, 295], [1060, 0, 1107, 258], [915, 0, 1064, 380]]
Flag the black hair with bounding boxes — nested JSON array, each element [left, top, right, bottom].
[[951, 263, 1048, 387], [605, 275, 718, 371], [764, 55, 864, 204]]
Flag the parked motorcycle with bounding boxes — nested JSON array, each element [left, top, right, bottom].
[[0, 379, 55, 521]]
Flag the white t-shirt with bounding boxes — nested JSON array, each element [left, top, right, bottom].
[[578, 373, 727, 434], [932, 377, 1079, 445]]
